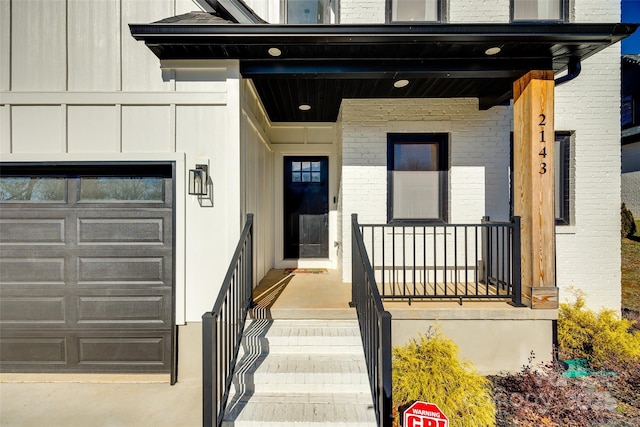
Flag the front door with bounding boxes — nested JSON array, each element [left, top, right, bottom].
[[283, 156, 329, 258]]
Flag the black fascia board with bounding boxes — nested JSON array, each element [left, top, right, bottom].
[[129, 23, 638, 75], [130, 22, 637, 43]]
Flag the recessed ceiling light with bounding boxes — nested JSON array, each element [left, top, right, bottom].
[[393, 79, 410, 88], [268, 47, 282, 57], [485, 47, 501, 56], [299, 104, 311, 111]]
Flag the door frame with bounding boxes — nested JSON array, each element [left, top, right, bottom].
[[283, 155, 330, 259], [274, 149, 337, 269]]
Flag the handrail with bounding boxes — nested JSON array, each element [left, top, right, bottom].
[[351, 214, 393, 427], [202, 213, 254, 427]]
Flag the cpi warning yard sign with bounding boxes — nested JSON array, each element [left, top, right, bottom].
[[403, 401, 449, 427]]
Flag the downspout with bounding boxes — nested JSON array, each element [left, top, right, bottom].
[[555, 57, 582, 86]]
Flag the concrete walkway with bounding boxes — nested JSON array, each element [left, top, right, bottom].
[[0, 323, 203, 427], [0, 380, 201, 427]]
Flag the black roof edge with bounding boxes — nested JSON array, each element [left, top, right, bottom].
[[205, 0, 267, 24], [130, 22, 637, 40]]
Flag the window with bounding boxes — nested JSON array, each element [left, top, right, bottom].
[[388, 0, 443, 22], [291, 161, 322, 183], [509, 131, 572, 225], [0, 177, 66, 202], [511, 0, 567, 22], [79, 177, 164, 202], [554, 132, 571, 225], [388, 133, 448, 223], [285, 0, 335, 24]]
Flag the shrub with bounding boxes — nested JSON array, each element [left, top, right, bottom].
[[622, 203, 637, 238], [392, 329, 496, 427], [558, 291, 640, 370], [492, 357, 614, 427]]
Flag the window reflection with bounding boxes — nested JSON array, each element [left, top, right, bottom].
[[0, 177, 66, 202], [79, 177, 164, 201]]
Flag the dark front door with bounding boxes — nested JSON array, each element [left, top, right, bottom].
[[284, 156, 329, 258]]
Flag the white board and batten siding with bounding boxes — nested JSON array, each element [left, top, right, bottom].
[[0, 0, 248, 323]]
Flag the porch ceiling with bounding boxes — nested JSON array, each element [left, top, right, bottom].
[[130, 18, 637, 122]]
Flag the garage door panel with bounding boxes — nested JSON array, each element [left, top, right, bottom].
[[0, 297, 66, 323], [0, 258, 66, 284], [78, 336, 166, 365], [0, 336, 68, 364], [0, 219, 66, 244], [78, 217, 165, 245], [1, 331, 171, 372], [77, 257, 165, 284], [77, 294, 169, 326]]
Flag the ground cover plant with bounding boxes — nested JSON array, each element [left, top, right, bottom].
[[491, 355, 614, 427], [492, 290, 640, 426]]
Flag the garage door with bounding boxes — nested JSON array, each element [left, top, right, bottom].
[[0, 164, 175, 376]]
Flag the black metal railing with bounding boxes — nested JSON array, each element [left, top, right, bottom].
[[357, 216, 522, 305], [202, 214, 253, 427], [351, 214, 393, 427]]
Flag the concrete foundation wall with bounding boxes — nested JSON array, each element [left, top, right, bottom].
[[390, 308, 556, 374]]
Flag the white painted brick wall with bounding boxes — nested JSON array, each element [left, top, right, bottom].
[[575, 0, 620, 22], [555, 41, 622, 311], [449, 0, 510, 23], [338, 0, 619, 24], [339, 98, 512, 282], [340, 0, 385, 23]]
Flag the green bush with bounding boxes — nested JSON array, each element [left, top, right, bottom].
[[558, 290, 640, 369], [622, 203, 637, 238], [392, 329, 496, 427]]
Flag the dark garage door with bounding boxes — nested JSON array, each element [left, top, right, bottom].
[[0, 164, 174, 375]]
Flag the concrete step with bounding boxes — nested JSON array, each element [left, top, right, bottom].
[[221, 392, 377, 427], [238, 319, 364, 355], [222, 319, 376, 427], [230, 353, 370, 394]]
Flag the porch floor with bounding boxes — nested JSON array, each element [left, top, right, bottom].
[[252, 269, 522, 316], [251, 268, 356, 319]]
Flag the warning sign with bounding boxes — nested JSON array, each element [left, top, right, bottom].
[[403, 401, 449, 427]]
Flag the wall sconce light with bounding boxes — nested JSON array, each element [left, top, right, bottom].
[[188, 164, 208, 196]]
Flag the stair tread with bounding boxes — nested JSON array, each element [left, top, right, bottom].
[[222, 319, 375, 426], [223, 392, 376, 424], [236, 353, 366, 370], [227, 392, 374, 404]]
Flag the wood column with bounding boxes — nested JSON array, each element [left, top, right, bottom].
[[513, 70, 558, 309]]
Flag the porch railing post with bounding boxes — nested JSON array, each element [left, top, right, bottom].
[[511, 216, 523, 306], [247, 213, 254, 309], [202, 311, 215, 427], [481, 216, 489, 283], [381, 311, 393, 427], [350, 213, 358, 307]]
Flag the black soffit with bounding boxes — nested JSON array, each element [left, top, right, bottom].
[[130, 19, 637, 122]]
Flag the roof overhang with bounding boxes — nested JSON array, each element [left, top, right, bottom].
[[130, 20, 637, 122]]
